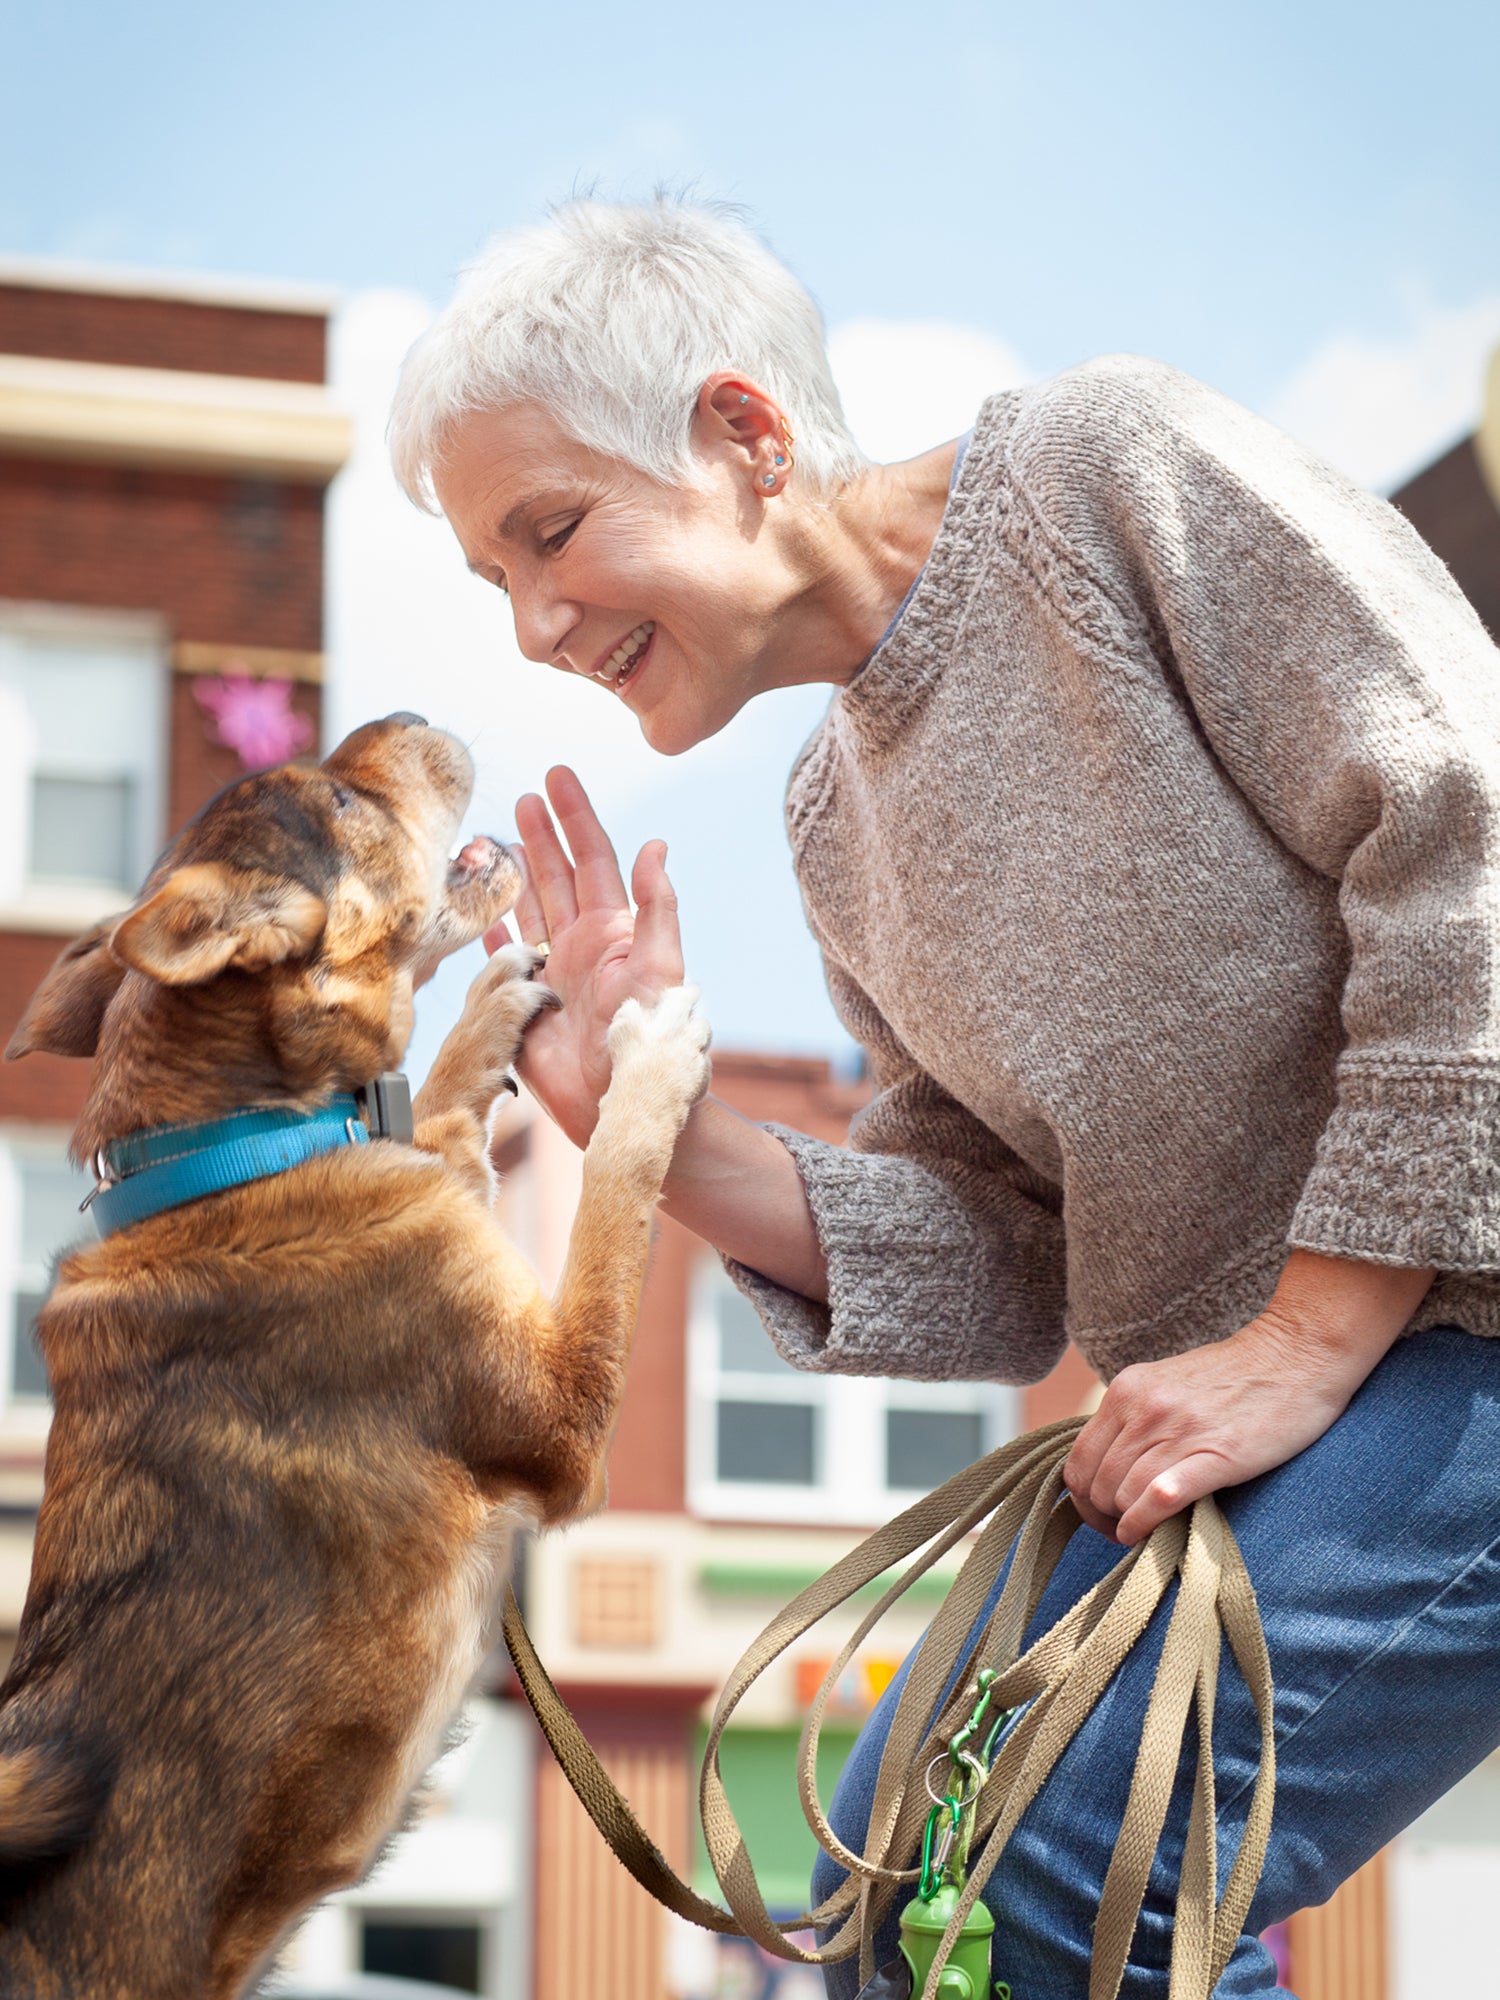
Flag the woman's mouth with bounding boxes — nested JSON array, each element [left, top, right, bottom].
[[590, 621, 654, 692]]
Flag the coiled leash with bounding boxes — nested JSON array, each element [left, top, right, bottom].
[[502, 1416, 1275, 2000]]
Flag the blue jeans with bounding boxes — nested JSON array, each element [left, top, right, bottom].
[[813, 1326, 1500, 1997]]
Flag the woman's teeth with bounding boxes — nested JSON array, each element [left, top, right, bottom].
[[593, 622, 654, 686]]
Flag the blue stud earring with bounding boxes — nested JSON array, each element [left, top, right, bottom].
[[739, 394, 749, 404], [775, 454, 786, 467]]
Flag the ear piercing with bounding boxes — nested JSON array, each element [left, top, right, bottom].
[[763, 474, 776, 487]]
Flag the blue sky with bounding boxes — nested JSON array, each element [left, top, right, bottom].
[[6, 0, 1500, 1068], [7, 0, 1498, 404]]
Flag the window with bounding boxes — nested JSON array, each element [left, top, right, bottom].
[[362, 1917, 484, 1992], [0, 1133, 96, 1418], [688, 1259, 1017, 1526], [0, 606, 166, 915]]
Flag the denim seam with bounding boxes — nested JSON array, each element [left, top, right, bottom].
[[1213, 1525, 1500, 1829]]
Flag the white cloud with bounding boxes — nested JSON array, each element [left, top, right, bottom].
[[1264, 295, 1500, 493], [828, 319, 1031, 463]]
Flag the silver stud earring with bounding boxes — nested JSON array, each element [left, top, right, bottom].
[[763, 474, 776, 488]]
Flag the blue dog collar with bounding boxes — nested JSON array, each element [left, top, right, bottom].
[[88, 1097, 369, 1238]]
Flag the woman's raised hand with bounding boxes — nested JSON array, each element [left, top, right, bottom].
[[486, 767, 685, 1148]]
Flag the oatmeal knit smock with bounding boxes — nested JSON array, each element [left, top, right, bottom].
[[729, 355, 1500, 1385]]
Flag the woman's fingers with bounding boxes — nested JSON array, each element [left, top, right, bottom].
[[482, 918, 514, 956], [630, 840, 686, 985], [545, 766, 629, 913], [1115, 1452, 1227, 1545], [515, 791, 579, 934]]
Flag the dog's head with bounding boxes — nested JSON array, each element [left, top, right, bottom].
[[6, 715, 520, 1115]]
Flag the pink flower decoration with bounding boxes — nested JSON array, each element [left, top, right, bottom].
[[193, 673, 316, 771]]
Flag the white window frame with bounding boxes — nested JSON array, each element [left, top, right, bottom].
[[0, 599, 167, 932], [686, 1255, 1017, 1527], [0, 1125, 95, 1436]]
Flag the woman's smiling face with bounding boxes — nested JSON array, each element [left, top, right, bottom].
[[431, 396, 795, 756]]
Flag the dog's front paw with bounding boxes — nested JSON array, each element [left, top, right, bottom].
[[606, 985, 712, 1113], [417, 948, 559, 1122], [459, 946, 560, 1060]]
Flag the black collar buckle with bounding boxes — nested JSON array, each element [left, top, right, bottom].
[[355, 1072, 414, 1144]]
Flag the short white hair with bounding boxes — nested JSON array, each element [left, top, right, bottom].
[[388, 197, 868, 511]]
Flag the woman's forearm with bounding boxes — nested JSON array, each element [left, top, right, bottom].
[[659, 1095, 830, 1303]]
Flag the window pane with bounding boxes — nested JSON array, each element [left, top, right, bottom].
[[362, 1919, 482, 1992], [886, 1408, 984, 1490], [30, 774, 136, 888], [15, 635, 160, 775], [20, 1156, 95, 1268], [716, 1281, 796, 1374], [11, 1292, 50, 1400], [717, 1400, 816, 1484]]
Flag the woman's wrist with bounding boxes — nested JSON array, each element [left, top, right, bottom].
[[1256, 1247, 1435, 1371], [660, 1096, 830, 1303]]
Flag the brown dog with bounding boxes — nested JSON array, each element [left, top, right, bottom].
[[0, 714, 708, 1998]]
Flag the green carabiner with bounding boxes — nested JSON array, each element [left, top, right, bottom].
[[897, 1667, 1019, 1995]]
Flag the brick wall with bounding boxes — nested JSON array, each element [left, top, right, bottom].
[[605, 1053, 867, 1515], [0, 283, 326, 383], [0, 457, 323, 654]]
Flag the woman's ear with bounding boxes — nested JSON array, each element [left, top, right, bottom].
[[5, 919, 130, 1061], [694, 373, 793, 494], [110, 864, 327, 987]]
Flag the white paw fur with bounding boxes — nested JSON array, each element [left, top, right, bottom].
[[606, 985, 712, 1105]]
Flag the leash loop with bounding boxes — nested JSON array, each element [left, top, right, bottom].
[[503, 1416, 1276, 2000]]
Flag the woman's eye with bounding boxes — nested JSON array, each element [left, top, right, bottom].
[[543, 520, 578, 554]]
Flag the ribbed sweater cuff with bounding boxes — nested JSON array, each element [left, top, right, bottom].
[[722, 1124, 1060, 1381], [1289, 1059, 1500, 1272]]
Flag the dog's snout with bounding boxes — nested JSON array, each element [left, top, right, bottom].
[[384, 711, 428, 730]]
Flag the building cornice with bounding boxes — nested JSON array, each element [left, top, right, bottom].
[[1477, 344, 1500, 513], [0, 352, 352, 484], [0, 255, 337, 317]]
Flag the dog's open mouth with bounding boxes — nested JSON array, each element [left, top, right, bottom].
[[410, 835, 524, 986], [448, 834, 509, 890]]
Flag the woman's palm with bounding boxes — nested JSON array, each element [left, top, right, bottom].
[[496, 768, 686, 1148]]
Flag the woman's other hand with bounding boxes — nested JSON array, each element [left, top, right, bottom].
[[488, 766, 684, 1148], [1063, 1249, 1435, 1544]]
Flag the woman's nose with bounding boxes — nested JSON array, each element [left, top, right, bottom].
[[509, 588, 578, 670]]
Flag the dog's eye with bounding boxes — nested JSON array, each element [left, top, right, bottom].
[[330, 785, 356, 814]]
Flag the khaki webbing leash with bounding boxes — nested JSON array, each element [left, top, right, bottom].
[[502, 1415, 1276, 2000]]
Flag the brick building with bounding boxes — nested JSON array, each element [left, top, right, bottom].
[[0, 254, 347, 1809]]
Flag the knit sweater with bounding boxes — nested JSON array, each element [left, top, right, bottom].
[[729, 355, 1500, 1385]]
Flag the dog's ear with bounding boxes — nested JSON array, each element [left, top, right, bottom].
[[5, 919, 130, 1061], [111, 863, 328, 987]]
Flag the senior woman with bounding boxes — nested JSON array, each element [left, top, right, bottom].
[[390, 199, 1500, 1995]]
